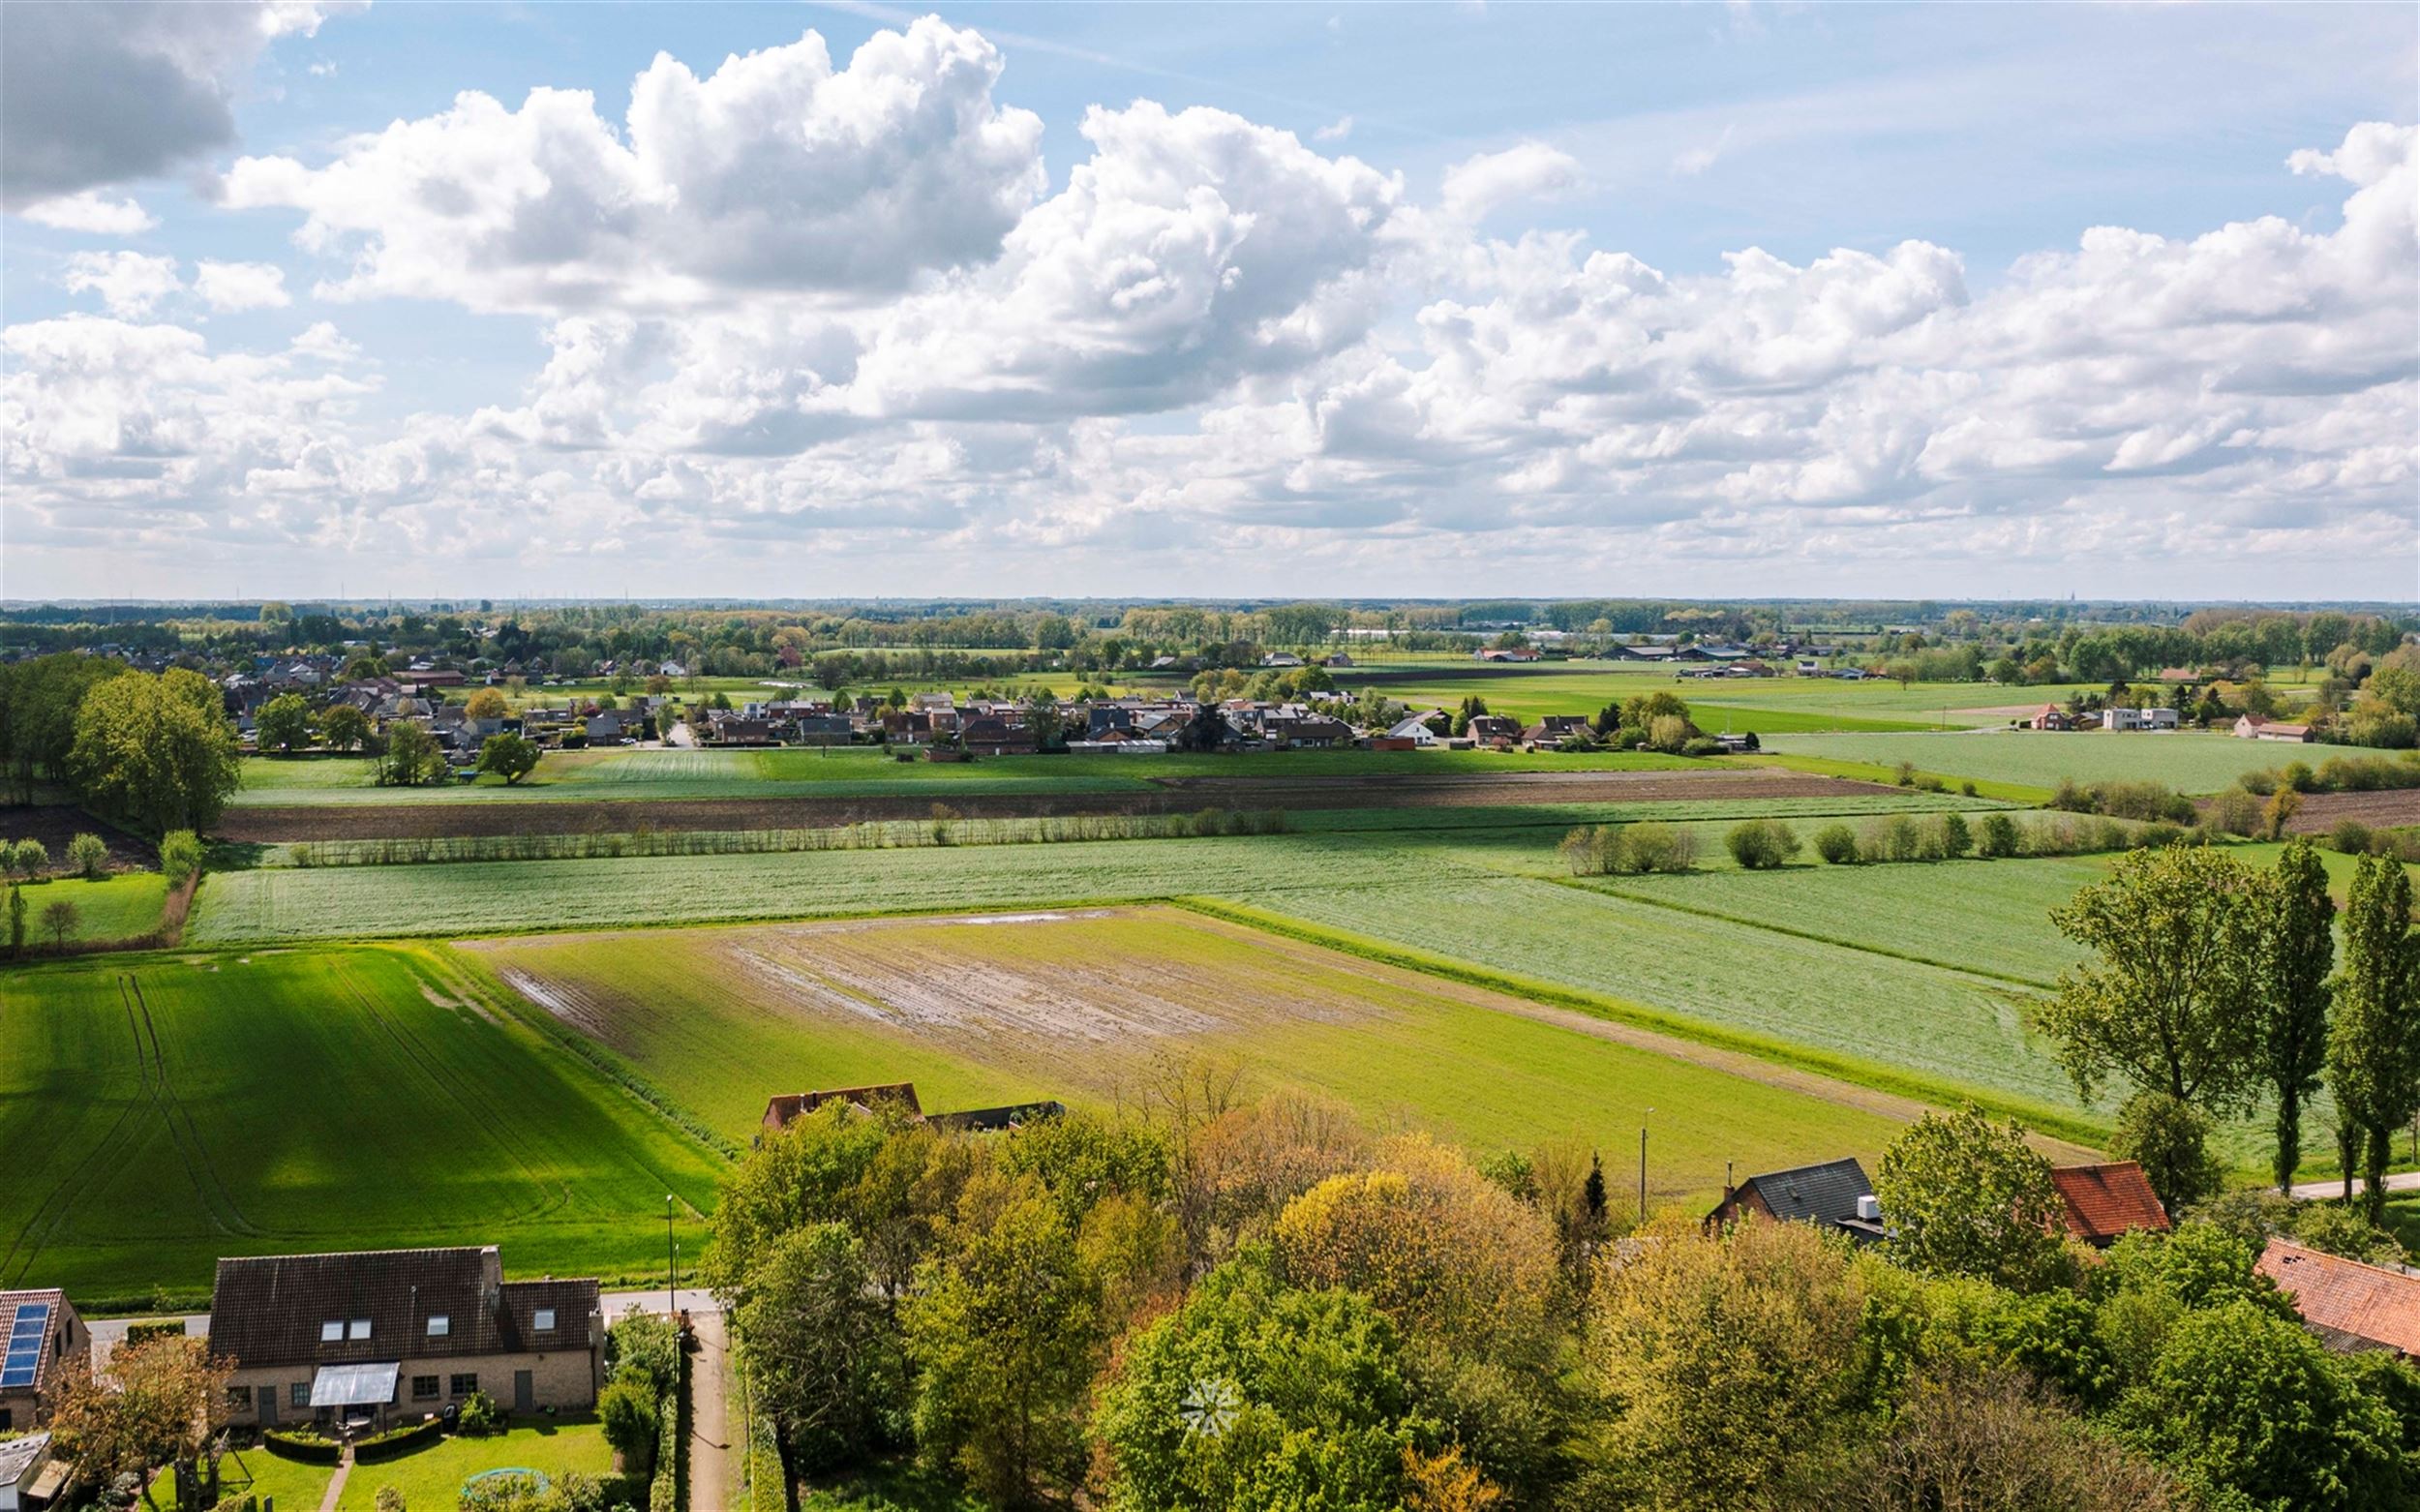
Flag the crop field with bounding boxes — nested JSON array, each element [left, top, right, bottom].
[[228, 745, 1704, 806], [1214, 873, 2096, 1119], [459, 908, 1916, 1200], [1346, 666, 2103, 728], [0, 946, 728, 1304], [1764, 731, 2305, 794]]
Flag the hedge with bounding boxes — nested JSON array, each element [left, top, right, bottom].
[[355, 1417, 445, 1463], [262, 1429, 342, 1464]]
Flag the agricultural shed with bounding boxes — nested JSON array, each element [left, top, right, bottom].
[[2048, 1162, 2168, 1247], [2258, 1239, 2420, 1355], [208, 1247, 601, 1431]]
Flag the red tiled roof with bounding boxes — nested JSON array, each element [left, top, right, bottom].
[[2259, 1239, 2420, 1353], [2049, 1162, 2169, 1243]]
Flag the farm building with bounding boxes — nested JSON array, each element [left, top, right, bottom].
[[2102, 707, 2180, 732], [2048, 1162, 2169, 1246], [759, 1083, 1066, 1142], [0, 1291, 86, 1433], [1704, 1158, 1887, 1244], [2257, 1239, 2420, 1354], [208, 1248, 602, 1431], [1473, 646, 1541, 662], [2028, 706, 2074, 731], [2233, 714, 2314, 741]]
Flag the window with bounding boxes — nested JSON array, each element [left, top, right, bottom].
[[290, 1382, 311, 1407], [426, 1315, 450, 1338], [227, 1385, 253, 1411], [449, 1374, 478, 1398], [411, 1376, 439, 1401], [348, 1318, 372, 1341], [320, 1320, 345, 1343], [532, 1309, 556, 1332]]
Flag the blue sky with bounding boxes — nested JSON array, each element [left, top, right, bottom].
[[3, 2, 2414, 601]]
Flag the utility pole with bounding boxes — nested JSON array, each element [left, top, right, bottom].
[[1639, 1107, 1653, 1225], [665, 1194, 678, 1317]]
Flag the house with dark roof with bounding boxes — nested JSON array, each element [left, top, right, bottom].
[[2048, 1162, 2169, 1247], [760, 1083, 1064, 1143], [0, 1291, 86, 1433], [1705, 1159, 1886, 1244], [0, 1430, 65, 1511], [2258, 1238, 2420, 1355], [208, 1248, 601, 1431]]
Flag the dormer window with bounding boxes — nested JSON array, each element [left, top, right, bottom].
[[348, 1318, 372, 1340], [532, 1309, 556, 1332], [427, 1315, 450, 1338], [320, 1320, 344, 1342]]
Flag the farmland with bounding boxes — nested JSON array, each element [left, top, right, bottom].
[[460, 907, 1923, 1200], [1764, 730, 2304, 794], [0, 946, 728, 1305], [1344, 664, 2103, 729], [14, 871, 170, 944]]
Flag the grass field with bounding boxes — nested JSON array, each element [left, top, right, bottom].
[[13, 871, 169, 943], [228, 745, 1702, 805], [1347, 666, 2106, 729], [461, 908, 1917, 1203], [1764, 730, 2298, 795], [0, 946, 728, 1305]]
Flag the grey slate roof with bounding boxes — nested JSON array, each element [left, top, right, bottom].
[[1739, 1158, 1874, 1227], [209, 1248, 596, 1370]]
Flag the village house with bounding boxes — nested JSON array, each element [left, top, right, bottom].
[[1705, 1159, 1887, 1244], [1523, 714, 1594, 747], [2102, 706, 2180, 732], [0, 1291, 86, 1433], [2048, 1162, 2169, 1247], [2257, 1239, 2420, 1354], [1380, 712, 1442, 748], [1473, 646, 1542, 663], [208, 1248, 603, 1431], [759, 1084, 1065, 1141], [0, 1430, 67, 1512], [2233, 714, 2315, 741], [1466, 713, 1523, 744], [2028, 705, 2074, 731]]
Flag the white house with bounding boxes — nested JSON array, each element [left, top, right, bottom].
[[1382, 713, 1441, 747], [2102, 707, 2179, 732]]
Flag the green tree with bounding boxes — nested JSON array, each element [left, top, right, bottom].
[[255, 692, 314, 755], [0, 651, 124, 803], [67, 668, 243, 834], [464, 686, 509, 721], [2256, 839, 2336, 1192], [1873, 1106, 2069, 1291], [66, 831, 108, 881], [41, 898, 78, 951], [2037, 847, 2264, 1109], [1021, 690, 1066, 752], [320, 703, 372, 753], [375, 720, 449, 787], [1725, 818, 1803, 870], [740, 1224, 903, 1482], [159, 830, 203, 891], [2118, 1300, 2404, 1510], [2108, 1091, 2222, 1214], [2326, 854, 2419, 1221], [477, 733, 542, 784], [10, 837, 46, 878], [595, 1378, 659, 1475], [902, 1179, 1099, 1507], [701, 1103, 895, 1304], [1093, 1255, 1431, 1512]]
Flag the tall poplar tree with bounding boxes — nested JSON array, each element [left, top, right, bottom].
[[2257, 839, 2336, 1192], [2325, 854, 2418, 1222]]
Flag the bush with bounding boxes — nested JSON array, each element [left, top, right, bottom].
[[1680, 737, 1725, 757], [2281, 761, 2317, 793], [1977, 812, 2022, 859], [1812, 824, 1860, 864], [160, 830, 203, 889], [1865, 814, 1924, 863], [67, 832, 109, 880], [2208, 787, 2262, 836], [1726, 819, 1802, 870], [2109, 1091, 2223, 1213], [375, 1489, 406, 1512], [2135, 823, 2186, 850], [598, 1378, 660, 1472], [262, 1428, 342, 1464], [2332, 819, 2375, 856], [458, 1388, 504, 1435], [1559, 823, 1698, 876], [9, 838, 47, 878], [354, 1418, 443, 1463], [1895, 761, 1919, 788]]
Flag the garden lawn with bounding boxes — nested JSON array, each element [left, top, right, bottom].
[[15, 870, 169, 944], [150, 1442, 334, 1509], [460, 907, 1914, 1205], [0, 946, 727, 1306], [1764, 731, 2298, 795], [339, 1416, 617, 1511]]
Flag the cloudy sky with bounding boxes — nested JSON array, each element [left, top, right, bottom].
[[3, 2, 2414, 603]]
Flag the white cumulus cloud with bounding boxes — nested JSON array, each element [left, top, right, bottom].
[[60, 251, 183, 318], [16, 191, 160, 234], [195, 259, 291, 312]]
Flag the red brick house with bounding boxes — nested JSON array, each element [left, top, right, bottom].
[[2048, 1162, 2169, 1247], [2258, 1238, 2420, 1354]]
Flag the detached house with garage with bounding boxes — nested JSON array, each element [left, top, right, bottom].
[[208, 1248, 602, 1432]]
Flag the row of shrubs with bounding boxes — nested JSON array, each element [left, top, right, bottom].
[[1558, 811, 2154, 876], [282, 808, 1290, 868], [0, 832, 111, 881], [2321, 820, 2420, 862], [2240, 750, 2420, 795], [2047, 777, 2198, 824]]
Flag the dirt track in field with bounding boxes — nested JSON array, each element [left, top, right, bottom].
[[216, 768, 1907, 842]]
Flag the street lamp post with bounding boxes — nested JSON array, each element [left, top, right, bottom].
[[1639, 1108, 1653, 1226]]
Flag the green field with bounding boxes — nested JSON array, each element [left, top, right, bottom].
[[0, 946, 728, 1304], [229, 745, 1700, 805], [1348, 665, 2100, 729], [1763, 731, 2308, 794], [460, 908, 1913, 1202], [14, 871, 169, 944]]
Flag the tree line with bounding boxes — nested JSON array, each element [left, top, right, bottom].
[[0, 654, 239, 832]]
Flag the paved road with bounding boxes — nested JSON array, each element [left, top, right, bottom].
[[687, 1310, 739, 1512], [2289, 1171, 2420, 1201]]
